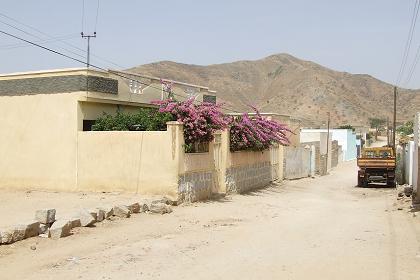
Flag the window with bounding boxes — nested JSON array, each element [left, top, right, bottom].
[[83, 120, 96, 131]]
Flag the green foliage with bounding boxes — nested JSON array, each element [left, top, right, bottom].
[[338, 124, 355, 131], [397, 120, 414, 136], [91, 108, 174, 131], [369, 118, 386, 129]]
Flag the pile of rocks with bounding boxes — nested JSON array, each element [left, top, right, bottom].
[[0, 200, 172, 245]]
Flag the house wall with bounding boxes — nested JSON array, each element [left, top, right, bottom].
[[300, 131, 332, 172], [301, 129, 356, 161], [0, 92, 79, 191]]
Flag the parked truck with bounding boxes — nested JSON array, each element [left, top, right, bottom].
[[357, 147, 396, 187]]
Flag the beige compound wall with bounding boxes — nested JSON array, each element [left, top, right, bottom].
[[77, 122, 183, 198], [0, 93, 79, 191]]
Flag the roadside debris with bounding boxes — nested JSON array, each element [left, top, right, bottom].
[[0, 197, 174, 245]]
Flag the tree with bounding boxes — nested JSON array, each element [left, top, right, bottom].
[[369, 118, 386, 140], [397, 120, 414, 136], [338, 124, 355, 131]]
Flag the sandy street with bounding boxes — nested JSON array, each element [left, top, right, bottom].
[[1, 160, 420, 280]]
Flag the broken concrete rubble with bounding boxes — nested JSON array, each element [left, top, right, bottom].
[[78, 210, 96, 227], [49, 220, 72, 239], [149, 202, 172, 214], [128, 202, 140, 214], [96, 208, 106, 222], [35, 209, 56, 225], [18, 221, 40, 239], [113, 205, 131, 218]]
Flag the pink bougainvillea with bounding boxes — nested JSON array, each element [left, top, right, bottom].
[[154, 99, 290, 152], [153, 98, 230, 151], [229, 108, 291, 151]]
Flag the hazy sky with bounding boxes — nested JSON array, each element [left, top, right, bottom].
[[1, 0, 419, 88]]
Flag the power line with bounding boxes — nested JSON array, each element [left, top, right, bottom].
[[396, 0, 420, 86], [0, 12, 124, 69], [404, 42, 420, 86], [0, 18, 86, 60], [81, 0, 85, 32], [94, 0, 100, 32], [0, 28, 241, 114], [0, 34, 79, 50]]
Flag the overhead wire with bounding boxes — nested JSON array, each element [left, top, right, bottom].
[[396, 0, 420, 86], [0, 12, 124, 69], [0, 29, 241, 113], [94, 0, 100, 32]]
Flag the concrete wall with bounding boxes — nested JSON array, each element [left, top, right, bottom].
[[283, 146, 311, 179], [224, 150, 271, 194], [77, 122, 182, 198], [0, 92, 79, 191], [178, 145, 216, 202]]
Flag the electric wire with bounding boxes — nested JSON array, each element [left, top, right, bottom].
[[396, 0, 420, 86], [94, 0, 100, 32], [0, 12, 124, 69], [0, 29, 241, 113]]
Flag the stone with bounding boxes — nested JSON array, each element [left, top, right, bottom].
[[398, 192, 404, 198], [1, 230, 13, 244], [149, 202, 172, 214], [18, 221, 40, 239], [68, 218, 81, 229], [78, 210, 96, 227], [88, 210, 98, 222], [113, 205, 131, 218], [35, 209, 56, 225], [128, 202, 140, 214], [404, 185, 413, 197], [96, 209, 106, 222], [397, 207, 403, 210], [11, 225, 26, 242], [38, 224, 49, 234], [30, 245, 36, 250], [39, 233, 49, 238], [102, 207, 113, 219], [49, 220, 72, 239], [140, 203, 149, 213]]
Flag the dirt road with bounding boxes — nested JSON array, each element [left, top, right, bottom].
[[1, 161, 420, 280]]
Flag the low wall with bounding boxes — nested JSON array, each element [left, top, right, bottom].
[[225, 150, 271, 194], [77, 123, 183, 199], [178, 151, 215, 202], [284, 146, 311, 179]]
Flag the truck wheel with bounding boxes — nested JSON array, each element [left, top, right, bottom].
[[358, 176, 367, 187], [387, 179, 396, 188]]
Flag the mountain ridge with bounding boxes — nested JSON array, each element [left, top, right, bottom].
[[128, 53, 420, 126]]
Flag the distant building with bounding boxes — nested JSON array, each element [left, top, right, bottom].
[[301, 128, 357, 161]]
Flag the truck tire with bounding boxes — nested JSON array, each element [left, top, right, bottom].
[[358, 176, 367, 188], [387, 179, 396, 188]]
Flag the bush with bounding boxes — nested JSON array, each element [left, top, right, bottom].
[[154, 98, 229, 152], [91, 108, 174, 131], [229, 108, 290, 152]]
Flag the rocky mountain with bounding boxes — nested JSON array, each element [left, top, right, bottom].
[[128, 53, 420, 127]]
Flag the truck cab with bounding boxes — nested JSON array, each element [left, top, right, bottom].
[[357, 147, 396, 187]]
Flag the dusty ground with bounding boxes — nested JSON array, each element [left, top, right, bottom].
[[1, 160, 420, 280]]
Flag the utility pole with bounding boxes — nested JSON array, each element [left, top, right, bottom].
[[325, 112, 331, 175], [81, 32, 96, 68], [386, 117, 390, 147], [393, 86, 397, 153]]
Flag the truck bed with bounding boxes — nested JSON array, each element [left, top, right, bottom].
[[357, 158, 396, 169]]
